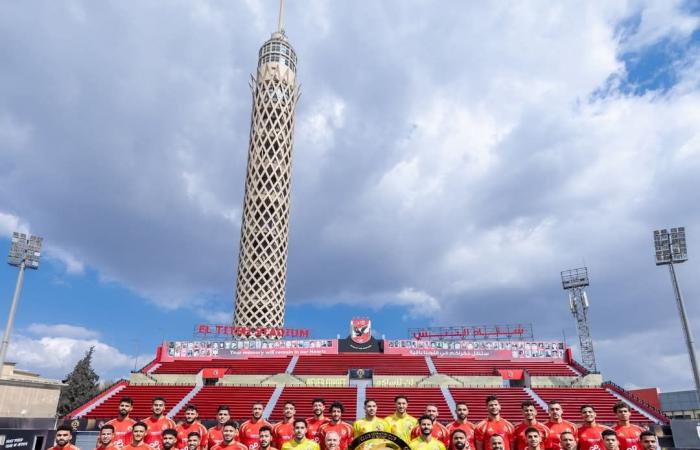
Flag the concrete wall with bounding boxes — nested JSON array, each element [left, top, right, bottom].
[[219, 375, 269, 385], [454, 376, 503, 387], [0, 380, 62, 418], [373, 376, 424, 387], [530, 376, 579, 387], [299, 376, 347, 387], [146, 374, 197, 385]]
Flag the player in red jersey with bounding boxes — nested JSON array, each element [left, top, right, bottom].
[[162, 430, 179, 450], [176, 405, 208, 450], [411, 405, 449, 446], [240, 401, 272, 450], [513, 401, 549, 450], [558, 432, 576, 450], [318, 402, 353, 450], [96, 425, 117, 450], [489, 436, 505, 450], [639, 431, 657, 450], [209, 406, 234, 448], [306, 398, 330, 443], [577, 405, 611, 450], [100, 397, 136, 450], [544, 401, 576, 450], [144, 397, 177, 450], [475, 396, 515, 450], [450, 429, 469, 450], [612, 402, 644, 450], [273, 402, 297, 449], [125, 422, 152, 450], [49, 425, 80, 450], [446, 402, 476, 450], [260, 426, 279, 450], [523, 428, 543, 450], [211, 421, 248, 450], [602, 430, 619, 450]]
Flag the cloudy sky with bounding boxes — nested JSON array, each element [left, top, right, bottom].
[[0, 1, 699, 392]]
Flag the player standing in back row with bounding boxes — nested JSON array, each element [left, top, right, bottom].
[[612, 402, 644, 450], [411, 405, 449, 447], [101, 397, 136, 450], [274, 402, 297, 449], [513, 401, 549, 450], [176, 405, 208, 450], [208, 406, 234, 448], [385, 395, 418, 443], [211, 421, 247, 450], [240, 402, 272, 450], [409, 416, 447, 450], [577, 405, 610, 450], [318, 402, 353, 450], [144, 397, 177, 450], [544, 401, 576, 450], [306, 398, 330, 444], [446, 402, 475, 450], [475, 396, 515, 450]]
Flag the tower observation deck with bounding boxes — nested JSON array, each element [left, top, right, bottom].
[[234, 0, 299, 332]]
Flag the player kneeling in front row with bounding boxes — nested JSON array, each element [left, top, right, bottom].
[[125, 422, 150, 450], [162, 430, 178, 450], [410, 415, 446, 450], [601, 430, 619, 450], [450, 429, 470, 450], [282, 419, 320, 450], [488, 436, 506, 450], [639, 431, 657, 450], [49, 425, 80, 450], [558, 431, 576, 450], [523, 428, 542, 450], [324, 432, 341, 450], [211, 421, 247, 450], [260, 426, 279, 450], [95, 424, 116, 450]]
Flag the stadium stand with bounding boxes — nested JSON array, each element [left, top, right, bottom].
[[86, 384, 194, 419], [532, 387, 649, 423], [433, 358, 577, 376], [173, 386, 275, 420], [449, 387, 545, 422], [269, 387, 358, 421], [293, 355, 430, 375], [365, 387, 450, 419]]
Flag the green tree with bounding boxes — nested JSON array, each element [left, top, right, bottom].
[[57, 346, 100, 416]]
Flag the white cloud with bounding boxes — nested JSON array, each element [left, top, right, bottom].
[[27, 323, 100, 339], [6, 332, 150, 380]]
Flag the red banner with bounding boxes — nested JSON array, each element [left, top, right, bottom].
[[165, 339, 337, 359], [201, 368, 227, 378], [384, 339, 565, 359], [498, 369, 524, 379]]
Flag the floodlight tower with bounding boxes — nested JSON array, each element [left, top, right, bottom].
[[0, 232, 43, 374], [653, 227, 700, 401], [561, 267, 598, 373]]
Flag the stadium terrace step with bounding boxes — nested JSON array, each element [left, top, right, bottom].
[[365, 387, 450, 420], [83, 384, 194, 419], [524, 387, 548, 411], [168, 378, 204, 419], [263, 386, 285, 420], [449, 387, 545, 423], [173, 386, 276, 420], [293, 354, 430, 375], [269, 387, 358, 422], [432, 358, 577, 376], [285, 355, 299, 373], [69, 380, 128, 418], [440, 386, 457, 420], [425, 356, 437, 375], [532, 387, 652, 425]]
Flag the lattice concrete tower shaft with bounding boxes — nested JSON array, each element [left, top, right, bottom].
[[234, 0, 299, 331]]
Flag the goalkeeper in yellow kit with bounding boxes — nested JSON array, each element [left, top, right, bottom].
[[281, 420, 320, 450], [353, 399, 391, 450], [409, 416, 446, 450], [384, 396, 418, 443]]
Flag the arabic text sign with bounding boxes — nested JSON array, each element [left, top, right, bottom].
[[384, 339, 565, 359], [408, 324, 533, 341], [168, 339, 337, 358]]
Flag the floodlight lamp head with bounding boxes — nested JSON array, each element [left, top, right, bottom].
[[7, 232, 43, 269], [654, 227, 688, 265], [561, 267, 589, 290]]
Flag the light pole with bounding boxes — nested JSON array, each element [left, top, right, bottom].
[[0, 232, 42, 376], [654, 227, 700, 401], [561, 267, 598, 373]]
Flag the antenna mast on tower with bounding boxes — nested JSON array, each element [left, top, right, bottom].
[[561, 267, 598, 373]]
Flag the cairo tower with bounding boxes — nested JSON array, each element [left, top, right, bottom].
[[233, 1, 299, 331]]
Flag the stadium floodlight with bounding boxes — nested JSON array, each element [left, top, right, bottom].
[[561, 267, 598, 373], [653, 227, 700, 402], [0, 232, 43, 376]]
